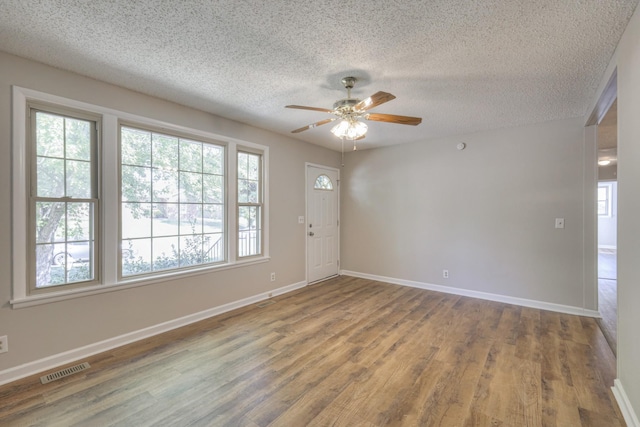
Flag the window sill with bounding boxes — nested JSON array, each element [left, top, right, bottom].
[[10, 256, 271, 309]]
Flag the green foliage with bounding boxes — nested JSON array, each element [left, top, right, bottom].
[[122, 225, 222, 276], [36, 119, 226, 286]]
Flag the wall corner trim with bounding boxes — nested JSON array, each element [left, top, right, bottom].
[[612, 379, 640, 427], [340, 270, 601, 318], [0, 280, 307, 387]]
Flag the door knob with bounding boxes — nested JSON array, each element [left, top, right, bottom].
[[309, 231, 315, 236]]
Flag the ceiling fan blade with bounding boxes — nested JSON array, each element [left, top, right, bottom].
[[354, 91, 396, 111], [286, 105, 334, 113], [365, 113, 422, 126], [291, 118, 336, 133]]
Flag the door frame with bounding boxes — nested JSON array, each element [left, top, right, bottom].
[[305, 162, 341, 284]]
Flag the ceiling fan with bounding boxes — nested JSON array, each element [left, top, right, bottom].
[[286, 76, 422, 141]]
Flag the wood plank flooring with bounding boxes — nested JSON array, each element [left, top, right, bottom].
[[597, 278, 617, 355], [0, 276, 624, 426]]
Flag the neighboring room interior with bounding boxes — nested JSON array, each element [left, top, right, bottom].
[[596, 99, 618, 355]]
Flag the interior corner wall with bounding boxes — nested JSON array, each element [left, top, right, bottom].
[[614, 1, 640, 420], [341, 117, 595, 310], [0, 51, 340, 373]]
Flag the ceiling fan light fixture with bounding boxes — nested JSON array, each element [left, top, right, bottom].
[[331, 120, 368, 140]]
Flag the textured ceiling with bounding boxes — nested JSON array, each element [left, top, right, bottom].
[[1, 0, 637, 151]]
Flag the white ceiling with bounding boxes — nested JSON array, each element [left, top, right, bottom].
[[1, 0, 637, 151]]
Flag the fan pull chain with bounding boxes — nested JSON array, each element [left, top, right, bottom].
[[341, 137, 345, 167]]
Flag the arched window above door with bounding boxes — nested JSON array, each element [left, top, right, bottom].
[[314, 174, 334, 190]]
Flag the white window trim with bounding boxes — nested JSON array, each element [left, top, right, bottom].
[[598, 182, 613, 217], [237, 148, 265, 259], [11, 86, 270, 309]]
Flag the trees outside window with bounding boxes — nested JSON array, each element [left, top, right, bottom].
[[14, 87, 268, 302], [31, 108, 99, 290], [237, 151, 262, 257], [120, 126, 225, 277]]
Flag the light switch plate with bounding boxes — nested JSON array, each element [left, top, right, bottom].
[[555, 218, 565, 229]]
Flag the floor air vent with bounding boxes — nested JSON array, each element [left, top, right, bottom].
[[40, 362, 91, 384], [256, 300, 276, 308]]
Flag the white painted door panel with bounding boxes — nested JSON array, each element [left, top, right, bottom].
[[307, 166, 339, 283]]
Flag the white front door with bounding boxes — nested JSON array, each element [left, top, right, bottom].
[[307, 165, 339, 284]]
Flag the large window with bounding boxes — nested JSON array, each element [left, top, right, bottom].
[[30, 106, 99, 292], [237, 151, 263, 257], [120, 126, 225, 276], [12, 87, 269, 306]]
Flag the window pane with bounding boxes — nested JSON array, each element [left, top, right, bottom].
[[121, 127, 151, 166], [180, 235, 203, 267], [152, 134, 179, 170], [121, 127, 225, 276], [248, 154, 259, 180], [35, 202, 95, 288], [37, 157, 65, 197], [238, 179, 258, 203], [66, 160, 92, 198], [203, 144, 223, 175], [598, 201, 607, 215], [36, 112, 64, 158], [179, 171, 203, 203], [122, 238, 152, 275], [152, 236, 179, 271], [180, 204, 203, 235], [203, 174, 223, 203], [180, 140, 202, 173], [239, 205, 261, 257], [204, 233, 224, 263], [314, 174, 333, 190], [65, 118, 91, 161], [122, 202, 152, 239], [67, 202, 92, 241], [152, 203, 180, 237], [122, 165, 152, 202], [153, 169, 179, 202], [598, 187, 607, 201], [36, 244, 64, 287], [36, 201, 66, 243], [238, 152, 248, 179], [203, 204, 223, 233]]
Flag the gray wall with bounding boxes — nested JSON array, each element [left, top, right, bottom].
[[615, 3, 640, 419], [341, 117, 596, 309], [0, 52, 340, 371]]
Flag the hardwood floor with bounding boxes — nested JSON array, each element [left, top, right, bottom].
[[597, 278, 617, 355], [0, 276, 624, 426], [597, 249, 617, 355]]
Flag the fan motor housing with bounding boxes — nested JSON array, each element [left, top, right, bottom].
[[333, 98, 360, 111]]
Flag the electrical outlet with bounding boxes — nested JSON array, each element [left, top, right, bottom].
[[443, 270, 449, 279], [298, 216, 305, 224], [270, 272, 276, 282], [0, 335, 7, 354]]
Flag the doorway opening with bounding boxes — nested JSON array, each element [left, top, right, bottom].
[[596, 99, 618, 355]]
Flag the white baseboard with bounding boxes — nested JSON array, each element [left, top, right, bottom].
[[612, 379, 640, 427], [0, 280, 307, 387], [340, 270, 601, 318]]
